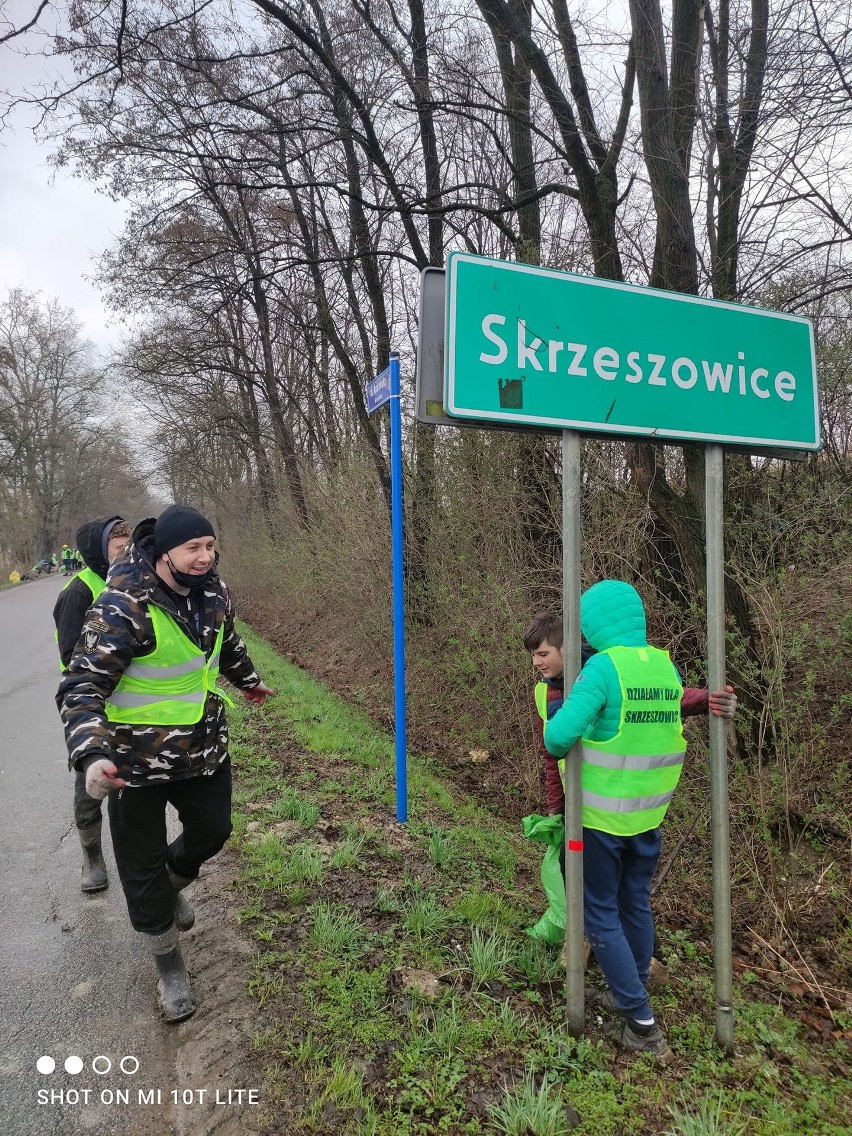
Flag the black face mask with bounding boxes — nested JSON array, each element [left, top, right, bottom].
[[166, 554, 214, 590]]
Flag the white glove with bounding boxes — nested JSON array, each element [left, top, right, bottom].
[[85, 758, 126, 800]]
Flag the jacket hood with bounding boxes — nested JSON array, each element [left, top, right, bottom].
[[580, 580, 648, 651], [75, 515, 124, 579], [106, 517, 220, 601]]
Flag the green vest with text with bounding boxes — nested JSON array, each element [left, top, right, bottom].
[[57, 568, 107, 673], [538, 646, 686, 836], [105, 605, 230, 726]]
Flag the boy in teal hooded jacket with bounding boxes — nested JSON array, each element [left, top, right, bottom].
[[544, 580, 708, 1059]]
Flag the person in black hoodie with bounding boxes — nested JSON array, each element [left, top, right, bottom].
[[57, 506, 272, 1023], [53, 516, 132, 892]]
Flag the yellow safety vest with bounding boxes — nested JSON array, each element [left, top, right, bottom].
[[105, 606, 232, 726], [57, 568, 106, 673], [538, 647, 686, 835]]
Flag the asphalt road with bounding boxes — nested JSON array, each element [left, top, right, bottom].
[[0, 574, 188, 1134]]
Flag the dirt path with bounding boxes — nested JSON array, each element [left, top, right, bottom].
[[168, 848, 268, 1136]]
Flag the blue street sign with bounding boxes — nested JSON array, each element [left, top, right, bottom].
[[367, 367, 392, 414]]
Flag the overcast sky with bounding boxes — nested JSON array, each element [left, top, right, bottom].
[[0, 2, 127, 353]]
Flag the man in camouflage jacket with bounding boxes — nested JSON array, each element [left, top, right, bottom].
[[57, 505, 272, 1022]]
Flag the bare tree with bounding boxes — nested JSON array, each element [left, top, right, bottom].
[[0, 2, 50, 46], [0, 288, 104, 557], [12, 0, 849, 752]]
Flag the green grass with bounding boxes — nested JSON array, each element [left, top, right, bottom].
[[329, 831, 367, 869], [266, 786, 320, 827], [401, 888, 456, 942], [308, 901, 368, 955], [228, 622, 852, 1136], [665, 1091, 749, 1136], [467, 925, 516, 989], [243, 833, 326, 892], [452, 887, 525, 930], [487, 1071, 569, 1136], [427, 826, 456, 869]]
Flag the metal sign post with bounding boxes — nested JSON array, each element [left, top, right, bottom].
[[562, 430, 585, 1036], [706, 443, 734, 1050], [367, 354, 408, 823]]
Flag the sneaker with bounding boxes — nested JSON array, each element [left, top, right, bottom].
[[589, 982, 660, 1014], [605, 1017, 673, 1062], [594, 987, 620, 1013]]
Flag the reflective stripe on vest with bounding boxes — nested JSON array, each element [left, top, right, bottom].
[[579, 646, 685, 835], [122, 647, 223, 683], [108, 690, 207, 709], [105, 606, 231, 726], [57, 568, 107, 673], [582, 750, 684, 771], [582, 789, 675, 814], [124, 657, 206, 680]]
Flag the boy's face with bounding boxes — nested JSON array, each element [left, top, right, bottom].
[[532, 638, 564, 680], [107, 533, 128, 563]]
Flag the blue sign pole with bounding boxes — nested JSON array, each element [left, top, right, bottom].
[[388, 352, 408, 822], [367, 355, 408, 822]]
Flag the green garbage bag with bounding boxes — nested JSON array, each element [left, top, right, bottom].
[[522, 813, 565, 947]]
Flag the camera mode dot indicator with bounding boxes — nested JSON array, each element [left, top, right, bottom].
[[64, 1056, 84, 1075], [37, 1057, 55, 1075]]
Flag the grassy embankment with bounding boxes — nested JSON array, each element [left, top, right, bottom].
[[227, 622, 851, 1136]]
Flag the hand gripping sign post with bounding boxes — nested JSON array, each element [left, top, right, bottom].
[[419, 252, 820, 1049], [367, 354, 408, 823]]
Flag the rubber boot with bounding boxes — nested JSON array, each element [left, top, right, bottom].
[[144, 924, 196, 1022], [167, 866, 196, 932], [79, 825, 108, 893]]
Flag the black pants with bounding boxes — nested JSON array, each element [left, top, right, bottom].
[[74, 770, 103, 833], [107, 761, 232, 934]]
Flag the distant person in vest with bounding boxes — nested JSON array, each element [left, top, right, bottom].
[[53, 515, 132, 893], [61, 543, 73, 575], [542, 580, 732, 1062], [57, 505, 274, 1022]]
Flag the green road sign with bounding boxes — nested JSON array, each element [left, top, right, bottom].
[[444, 252, 820, 450]]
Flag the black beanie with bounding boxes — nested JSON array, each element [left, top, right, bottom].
[[153, 505, 216, 557]]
